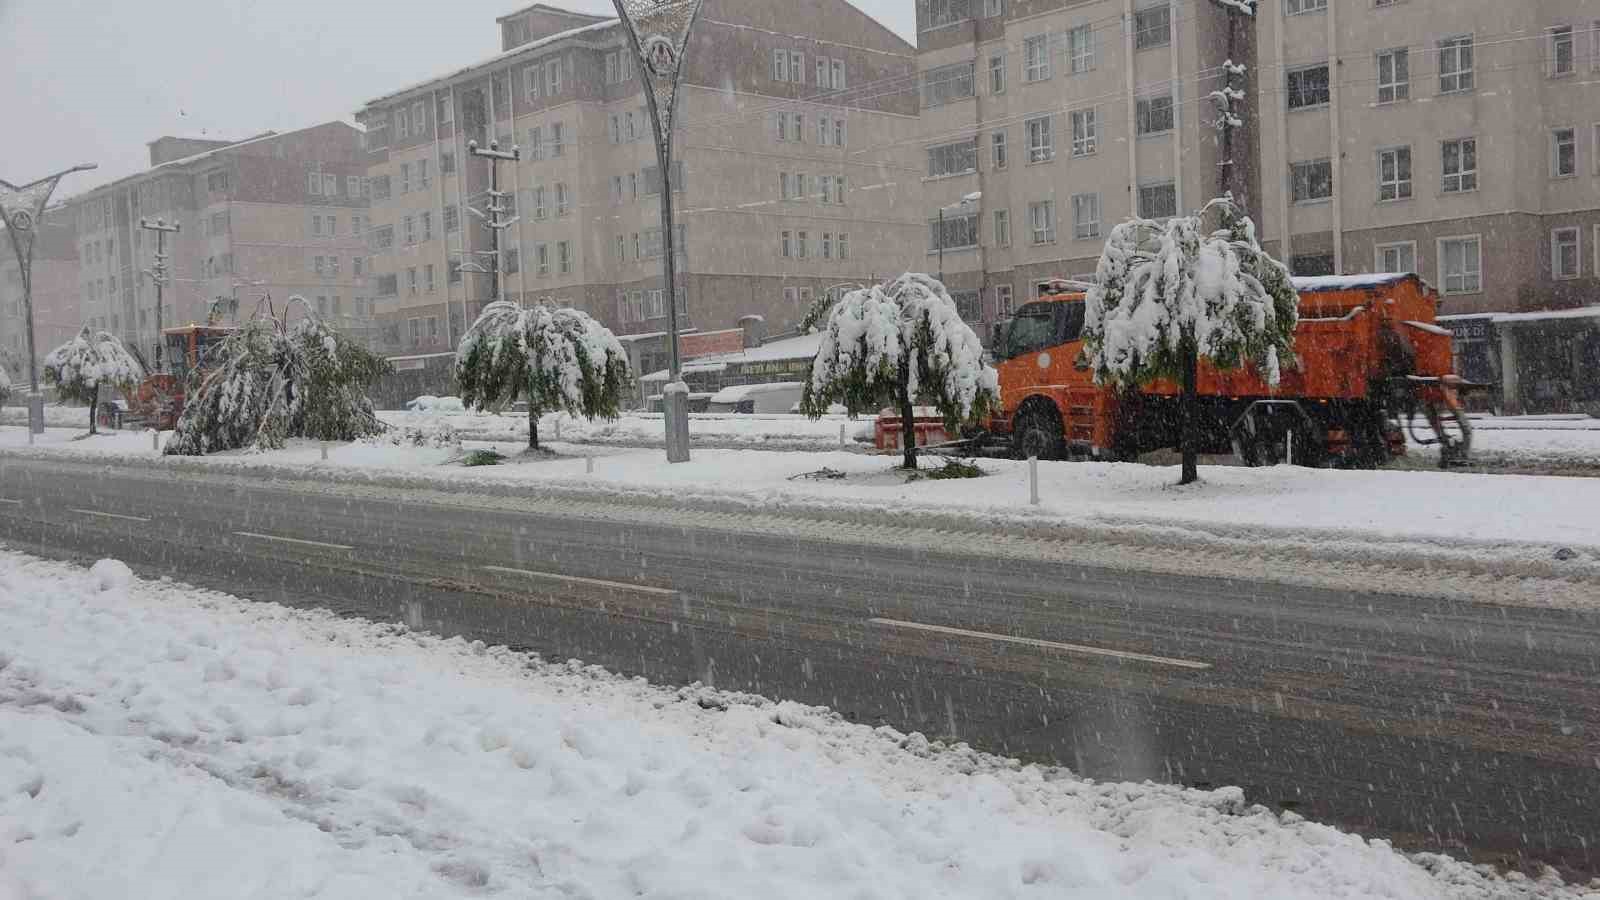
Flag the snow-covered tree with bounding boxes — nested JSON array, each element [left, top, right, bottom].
[[42, 328, 144, 435], [1083, 198, 1298, 484], [455, 301, 630, 450], [0, 363, 11, 409], [801, 273, 998, 469], [164, 298, 391, 455]]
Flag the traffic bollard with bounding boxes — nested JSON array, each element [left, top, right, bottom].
[[1029, 455, 1040, 506], [320, 441, 329, 461], [586, 455, 595, 474]]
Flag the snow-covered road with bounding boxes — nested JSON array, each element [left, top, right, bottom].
[[2, 552, 1588, 899]]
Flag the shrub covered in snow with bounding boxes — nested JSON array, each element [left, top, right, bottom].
[[801, 273, 998, 469], [164, 299, 391, 455], [42, 327, 144, 434], [455, 301, 630, 450], [1083, 198, 1298, 483]]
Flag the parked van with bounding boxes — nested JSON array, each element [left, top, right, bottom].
[[706, 381, 806, 414]]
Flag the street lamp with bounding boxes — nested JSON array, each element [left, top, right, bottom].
[[0, 162, 97, 437], [936, 191, 981, 286], [611, 0, 706, 464]]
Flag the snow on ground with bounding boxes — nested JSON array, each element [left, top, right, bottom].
[[379, 407, 878, 448], [1, 551, 1588, 900]]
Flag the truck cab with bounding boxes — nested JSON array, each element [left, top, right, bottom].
[[990, 281, 1120, 459]]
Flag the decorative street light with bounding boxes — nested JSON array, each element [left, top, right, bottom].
[[0, 162, 98, 437], [936, 191, 982, 286], [611, 0, 706, 464]]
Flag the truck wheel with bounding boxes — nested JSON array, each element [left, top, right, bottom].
[[1013, 407, 1065, 461]]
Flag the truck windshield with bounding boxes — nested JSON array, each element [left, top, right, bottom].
[[1005, 305, 1056, 359]]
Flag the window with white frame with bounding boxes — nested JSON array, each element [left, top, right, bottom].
[[816, 57, 829, 88], [779, 172, 793, 200], [1442, 138, 1477, 192], [1139, 181, 1177, 218], [796, 230, 809, 258], [1376, 241, 1416, 274], [922, 61, 976, 108], [1067, 24, 1095, 73], [1136, 94, 1173, 135], [556, 182, 571, 215], [1377, 48, 1409, 103], [546, 59, 562, 94], [536, 243, 550, 275], [821, 232, 833, 259], [781, 230, 792, 257], [989, 52, 1006, 94], [1287, 64, 1329, 109], [308, 171, 323, 195], [1023, 34, 1051, 82], [550, 122, 565, 156], [995, 284, 1013, 318], [772, 48, 789, 82], [1552, 128, 1577, 177], [1439, 236, 1482, 294], [993, 208, 1010, 247], [649, 289, 666, 319], [558, 241, 571, 274], [1026, 114, 1054, 162], [831, 58, 845, 89], [1134, 5, 1170, 50], [983, 0, 1003, 17], [1552, 227, 1580, 279], [1291, 159, 1333, 202], [1028, 200, 1055, 244], [922, 0, 973, 29], [927, 139, 978, 177], [1072, 192, 1100, 239], [527, 126, 542, 160], [1438, 36, 1474, 93], [524, 65, 542, 100], [1378, 147, 1412, 201], [411, 101, 426, 136], [1550, 25, 1576, 77], [395, 108, 409, 140], [929, 213, 978, 251], [952, 290, 982, 323], [791, 51, 804, 83], [838, 233, 850, 259], [991, 131, 1008, 169], [1285, 0, 1326, 15], [1071, 108, 1097, 156]]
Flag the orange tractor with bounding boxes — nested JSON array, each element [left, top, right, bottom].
[[125, 324, 236, 430], [891, 274, 1478, 468]]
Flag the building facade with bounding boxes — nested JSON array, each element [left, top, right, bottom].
[[59, 122, 372, 371], [1, 214, 80, 382], [354, 0, 927, 377]]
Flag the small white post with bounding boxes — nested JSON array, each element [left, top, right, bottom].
[[152, 430, 159, 452], [320, 441, 329, 461], [1028, 455, 1040, 506], [1286, 430, 1294, 467], [839, 422, 847, 448], [553, 418, 561, 441], [586, 455, 595, 474]]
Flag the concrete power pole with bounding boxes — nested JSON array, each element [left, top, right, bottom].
[[465, 140, 520, 305], [139, 217, 180, 372]]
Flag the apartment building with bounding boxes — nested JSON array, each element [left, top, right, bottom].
[[60, 122, 372, 370], [1, 213, 80, 380], [912, 0, 1250, 336], [354, 0, 926, 377]]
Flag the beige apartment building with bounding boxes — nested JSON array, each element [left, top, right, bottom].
[[2, 214, 81, 383], [354, 0, 926, 382], [60, 122, 372, 371]]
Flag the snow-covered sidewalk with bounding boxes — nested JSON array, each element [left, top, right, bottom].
[[2, 551, 1587, 899]]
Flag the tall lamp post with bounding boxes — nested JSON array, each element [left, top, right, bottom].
[[139, 217, 180, 372], [612, 0, 706, 464], [0, 163, 97, 437], [936, 191, 982, 286]]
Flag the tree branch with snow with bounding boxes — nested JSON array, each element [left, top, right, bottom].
[[42, 328, 143, 435]]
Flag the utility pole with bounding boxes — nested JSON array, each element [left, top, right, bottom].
[[0, 162, 97, 436], [139, 217, 180, 372], [466, 140, 520, 304]]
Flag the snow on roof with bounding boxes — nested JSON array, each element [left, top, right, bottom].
[[1291, 273, 1415, 292], [1489, 305, 1600, 325], [638, 331, 826, 381], [362, 18, 619, 107], [708, 381, 805, 404], [640, 361, 729, 382], [150, 130, 279, 171]]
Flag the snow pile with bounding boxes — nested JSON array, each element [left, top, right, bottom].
[[1, 551, 1584, 899], [404, 395, 466, 414]]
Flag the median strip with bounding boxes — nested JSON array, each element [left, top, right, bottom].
[[482, 564, 678, 597], [69, 508, 151, 523], [868, 617, 1213, 670], [232, 531, 354, 551]]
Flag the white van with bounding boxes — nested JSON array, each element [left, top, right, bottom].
[[706, 381, 806, 414]]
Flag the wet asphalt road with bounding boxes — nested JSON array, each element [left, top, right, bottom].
[[1, 455, 1596, 879]]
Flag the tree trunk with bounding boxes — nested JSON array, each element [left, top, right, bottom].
[[528, 404, 539, 450], [1180, 338, 1199, 485], [898, 388, 917, 470], [88, 384, 98, 436]]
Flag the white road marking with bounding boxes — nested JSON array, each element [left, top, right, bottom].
[[233, 531, 354, 551], [482, 564, 678, 597], [69, 508, 150, 523], [868, 617, 1212, 670]]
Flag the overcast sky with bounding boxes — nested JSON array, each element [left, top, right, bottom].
[[0, 0, 916, 202]]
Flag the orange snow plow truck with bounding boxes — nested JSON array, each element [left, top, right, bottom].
[[892, 274, 1480, 468]]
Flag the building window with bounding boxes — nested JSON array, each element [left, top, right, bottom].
[[838, 233, 849, 260], [396, 108, 409, 140], [1025, 115, 1054, 163], [922, 61, 975, 108], [1378, 147, 1412, 201], [1072, 192, 1100, 240], [403, 215, 415, 245], [983, 0, 1003, 17], [1133, 5, 1170, 51], [557, 182, 571, 215], [648, 289, 666, 319], [1376, 48, 1409, 103], [308, 172, 323, 195], [821, 232, 833, 259], [399, 162, 410, 195], [1439, 236, 1482, 294], [831, 58, 845, 90], [989, 52, 1006, 94], [788, 50, 804, 83], [1376, 242, 1416, 275], [1550, 25, 1576, 77], [1070, 108, 1097, 156], [609, 114, 621, 144], [533, 186, 547, 219], [557, 241, 571, 274], [407, 267, 418, 295], [1139, 181, 1177, 218], [550, 122, 565, 157], [927, 139, 978, 177], [1028, 200, 1055, 244], [546, 59, 562, 94], [952, 290, 981, 323], [444, 206, 459, 233], [1438, 36, 1474, 93], [421, 211, 432, 241], [1136, 95, 1173, 135], [311, 215, 323, 237], [525, 65, 542, 100], [1023, 34, 1051, 82], [1442, 138, 1478, 192], [411, 101, 426, 136], [1552, 128, 1578, 177], [536, 243, 550, 275], [930, 213, 978, 251], [991, 131, 1008, 170], [1067, 24, 1095, 73], [1552, 227, 1581, 279], [993, 208, 1010, 247], [1285, 0, 1326, 14], [527, 126, 542, 160], [448, 259, 462, 284], [1287, 64, 1330, 109], [1291, 159, 1333, 203], [922, 0, 973, 30], [995, 284, 1013, 318], [772, 48, 789, 81], [796, 230, 809, 259], [1292, 254, 1335, 277], [781, 230, 792, 258], [425, 263, 436, 292]]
